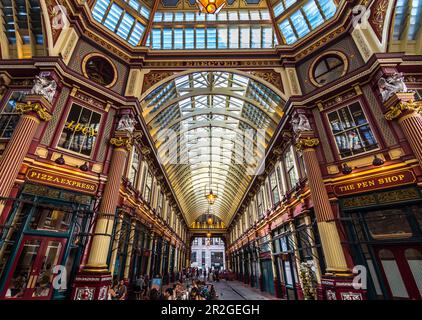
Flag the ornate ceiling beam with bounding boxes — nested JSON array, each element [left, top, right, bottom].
[[141, 0, 160, 46], [143, 90, 281, 123]]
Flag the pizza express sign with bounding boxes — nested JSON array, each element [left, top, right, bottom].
[[332, 170, 416, 196], [26, 168, 98, 194]]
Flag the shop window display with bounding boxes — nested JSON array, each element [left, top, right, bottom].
[[58, 104, 102, 157], [327, 102, 378, 158], [365, 209, 413, 239], [0, 91, 28, 138]]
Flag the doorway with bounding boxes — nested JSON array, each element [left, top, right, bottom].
[[374, 245, 422, 300], [260, 259, 274, 295], [2, 235, 66, 299]]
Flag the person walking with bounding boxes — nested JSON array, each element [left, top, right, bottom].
[[133, 275, 144, 300], [141, 274, 149, 299], [116, 279, 128, 300]]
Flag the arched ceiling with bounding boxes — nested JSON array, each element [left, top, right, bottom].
[[140, 71, 285, 226]]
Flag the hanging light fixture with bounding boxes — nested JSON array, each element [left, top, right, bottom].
[[206, 189, 217, 205], [196, 0, 226, 14], [206, 231, 212, 238], [205, 125, 217, 205]]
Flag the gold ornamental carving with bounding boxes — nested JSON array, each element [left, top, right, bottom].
[[110, 136, 133, 150], [384, 100, 422, 121], [16, 102, 52, 122], [295, 137, 320, 151]]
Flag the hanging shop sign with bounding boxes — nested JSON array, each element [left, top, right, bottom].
[[26, 167, 98, 195], [332, 169, 416, 196]]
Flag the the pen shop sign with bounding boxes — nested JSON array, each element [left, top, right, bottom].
[[26, 168, 98, 195], [332, 169, 416, 196]]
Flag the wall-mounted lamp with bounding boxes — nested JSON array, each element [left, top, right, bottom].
[[80, 162, 89, 172], [55, 154, 65, 165], [372, 155, 384, 166], [341, 163, 353, 175]]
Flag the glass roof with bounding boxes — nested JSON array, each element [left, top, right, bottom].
[[275, 0, 337, 44], [90, 0, 339, 48], [140, 71, 285, 225], [393, 0, 422, 40]]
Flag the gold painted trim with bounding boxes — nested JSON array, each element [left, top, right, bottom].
[[296, 137, 320, 151], [386, 100, 422, 121], [16, 102, 52, 122]]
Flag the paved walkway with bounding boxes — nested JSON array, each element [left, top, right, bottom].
[[213, 280, 280, 300]]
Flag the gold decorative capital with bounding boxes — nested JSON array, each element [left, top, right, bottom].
[[385, 100, 422, 121], [295, 137, 320, 151], [110, 136, 133, 150], [16, 101, 52, 122]]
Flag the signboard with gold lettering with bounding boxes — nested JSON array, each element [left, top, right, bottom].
[[332, 170, 416, 197], [26, 168, 98, 195]]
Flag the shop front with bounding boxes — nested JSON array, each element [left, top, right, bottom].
[[273, 223, 299, 300], [129, 223, 151, 282], [0, 177, 97, 300], [338, 169, 422, 300], [258, 235, 275, 295]]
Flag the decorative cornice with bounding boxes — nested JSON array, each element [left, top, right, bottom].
[[110, 135, 133, 150], [16, 101, 52, 122], [295, 137, 320, 151], [384, 100, 422, 121]]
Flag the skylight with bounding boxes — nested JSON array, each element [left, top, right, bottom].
[[91, 0, 147, 46], [90, 0, 339, 48], [276, 0, 337, 44], [148, 9, 276, 50]]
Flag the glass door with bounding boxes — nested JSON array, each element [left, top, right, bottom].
[[2, 235, 66, 299], [374, 245, 422, 300]]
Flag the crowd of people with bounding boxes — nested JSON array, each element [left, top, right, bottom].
[[109, 267, 227, 300]]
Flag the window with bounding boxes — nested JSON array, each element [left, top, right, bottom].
[[83, 55, 117, 87], [58, 104, 101, 156], [128, 148, 140, 186], [157, 191, 164, 216], [327, 102, 378, 158], [365, 209, 413, 239], [144, 170, 153, 202], [312, 54, 346, 86], [257, 188, 264, 218], [270, 170, 280, 206], [284, 147, 298, 190], [412, 205, 422, 231], [276, 166, 285, 195], [0, 91, 27, 138]]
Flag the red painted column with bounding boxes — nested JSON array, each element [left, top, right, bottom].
[[0, 96, 51, 217], [296, 130, 368, 300], [384, 92, 422, 166], [71, 131, 133, 300]]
